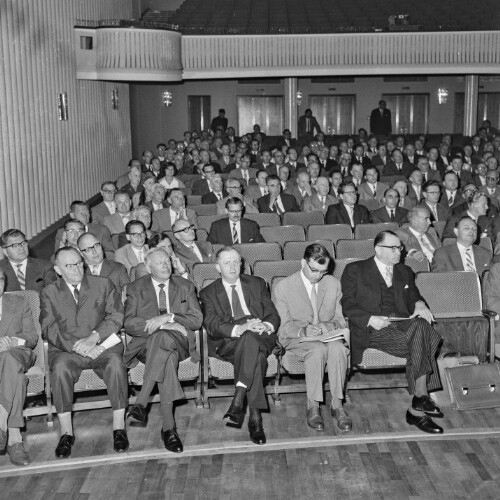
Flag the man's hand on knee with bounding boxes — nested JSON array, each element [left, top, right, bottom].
[[368, 316, 391, 330], [410, 301, 434, 324]]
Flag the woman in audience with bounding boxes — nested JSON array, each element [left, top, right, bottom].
[[134, 172, 156, 208], [159, 164, 185, 191]]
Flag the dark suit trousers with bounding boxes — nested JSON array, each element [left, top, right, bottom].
[[368, 318, 442, 395], [217, 331, 276, 409], [49, 344, 127, 413], [137, 329, 189, 403], [0, 348, 35, 427]]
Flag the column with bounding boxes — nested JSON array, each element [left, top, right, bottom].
[[284, 77, 298, 139], [463, 75, 479, 137]]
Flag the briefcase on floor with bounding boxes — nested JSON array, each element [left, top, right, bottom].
[[445, 363, 500, 410]]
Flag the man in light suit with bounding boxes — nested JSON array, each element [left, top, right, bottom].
[[91, 181, 117, 225], [301, 177, 337, 215], [289, 172, 315, 206], [0, 229, 56, 293], [114, 221, 149, 276], [125, 247, 203, 453], [257, 175, 299, 214], [78, 233, 129, 296], [479, 170, 500, 210], [370, 188, 408, 225], [325, 182, 370, 230], [0, 269, 38, 466], [172, 219, 215, 277], [246, 170, 268, 203], [358, 166, 388, 207], [216, 179, 258, 215], [208, 198, 264, 246], [199, 247, 280, 445], [228, 155, 257, 187], [151, 188, 198, 233], [103, 191, 132, 236], [419, 181, 449, 224], [417, 157, 442, 184], [396, 206, 441, 264], [431, 216, 492, 273], [274, 244, 351, 432], [40, 247, 128, 458], [341, 231, 444, 434]]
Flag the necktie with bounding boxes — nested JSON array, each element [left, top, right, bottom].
[[137, 249, 144, 264], [397, 164, 402, 172], [465, 248, 475, 272], [232, 223, 239, 244], [16, 264, 25, 290], [419, 234, 435, 258], [423, 173, 427, 182], [430, 205, 438, 220], [342, 167, 347, 176], [385, 266, 393, 287], [430, 161, 436, 170], [73, 285, 79, 304], [320, 196, 325, 211], [390, 209, 395, 221], [190, 244, 203, 262], [273, 200, 283, 215], [158, 283, 168, 314], [310, 284, 319, 325], [347, 205, 355, 227], [231, 285, 245, 321], [372, 185, 377, 198], [448, 194, 454, 207]]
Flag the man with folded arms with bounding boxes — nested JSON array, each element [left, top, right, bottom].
[[40, 247, 128, 458], [125, 247, 202, 453], [0, 268, 37, 466], [274, 244, 351, 432], [200, 247, 280, 444], [341, 231, 444, 434]]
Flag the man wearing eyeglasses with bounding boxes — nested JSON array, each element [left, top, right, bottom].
[[40, 246, 128, 457], [215, 179, 258, 215], [114, 221, 149, 276], [274, 244, 351, 432], [191, 164, 217, 196], [78, 233, 129, 297], [151, 188, 198, 233], [228, 154, 258, 186], [341, 231, 444, 434], [91, 181, 117, 225], [0, 229, 56, 293], [325, 182, 370, 230]]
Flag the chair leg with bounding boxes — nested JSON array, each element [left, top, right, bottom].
[[271, 355, 282, 406]]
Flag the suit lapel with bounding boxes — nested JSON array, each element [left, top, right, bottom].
[[366, 258, 382, 306], [142, 277, 160, 315], [216, 279, 231, 316], [76, 275, 90, 313], [338, 203, 350, 225], [451, 245, 465, 271], [100, 259, 112, 277], [58, 279, 78, 313], [0, 295, 14, 336]]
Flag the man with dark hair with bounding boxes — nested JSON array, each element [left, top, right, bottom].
[[274, 244, 351, 432], [0, 229, 56, 293], [342, 231, 444, 434], [369, 100, 392, 137], [192, 164, 217, 196], [298, 109, 321, 142], [103, 191, 133, 236], [439, 171, 462, 211], [419, 181, 449, 223], [114, 220, 149, 275], [256, 175, 299, 214], [208, 198, 264, 246], [151, 189, 198, 233], [92, 182, 117, 225], [325, 182, 370, 229], [210, 108, 228, 133], [370, 188, 408, 225], [200, 247, 280, 444]]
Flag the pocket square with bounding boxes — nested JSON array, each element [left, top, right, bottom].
[[404, 284, 409, 289]]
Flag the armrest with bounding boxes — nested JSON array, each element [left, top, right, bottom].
[[482, 309, 499, 320]]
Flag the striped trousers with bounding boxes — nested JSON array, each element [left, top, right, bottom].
[[369, 317, 442, 395]]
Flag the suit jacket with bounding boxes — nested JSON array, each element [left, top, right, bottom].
[[274, 271, 346, 347], [442, 213, 497, 241], [431, 243, 492, 273], [420, 170, 442, 184], [358, 182, 389, 205], [114, 244, 148, 275], [370, 108, 392, 135], [202, 190, 228, 205], [301, 194, 338, 214], [91, 202, 113, 225], [145, 200, 169, 212], [199, 274, 280, 355], [480, 186, 500, 210], [396, 226, 441, 256], [370, 206, 408, 225], [341, 257, 422, 364], [370, 154, 388, 173], [407, 183, 424, 205], [84, 258, 129, 294], [277, 137, 297, 149], [173, 241, 215, 275], [228, 168, 258, 186], [54, 223, 114, 254], [151, 208, 198, 233], [0, 257, 57, 293], [0, 293, 38, 348], [438, 189, 463, 211], [417, 201, 449, 223], [453, 169, 474, 188], [191, 178, 212, 196], [103, 212, 128, 235], [207, 218, 264, 246], [289, 186, 315, 206], [382, 160, 414, 178], [124, 275, 202, 364], [257, 193, 299, 214], [246, 185, 268, 203], [40, 275, 123, 353], [298, 115, 321, 137], [325, 203, 371, 228]]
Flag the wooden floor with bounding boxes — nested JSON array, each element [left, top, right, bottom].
[[2, 378, 500, 499]]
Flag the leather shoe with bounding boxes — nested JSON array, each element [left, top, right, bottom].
[[412, 395, 444, 418], [0, 428, 7, 455], [223, 401, 245, 427], [306, 407, 324, 431], [113, 429, 129, 453], [55, 434, 75, 459], [127, 404, 148, 427], [6, 442, 30, 466], [248, 409, 266, 445], [331, 407, 352, 432], [406, 410, 443, 434], [161, 428, 183, 453]]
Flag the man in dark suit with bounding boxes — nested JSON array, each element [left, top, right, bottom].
[[0, 229, 56, 293], [383, 150, 414, 178], [417, 157, 442, 184], [257, 175, 299, 214], [208, 198, 265, 246], [78, 233, 129, 296], [191, 165, 217, 196], [449, 156, 474, 188], [325, 182, 370, 230], [277, 129, 297, 150], [103, 191, 132, 236], [125, 247, 203, 453], [432, 216, 492, 273], [439, 172, 463, 212], [298, 109, 321, 143], [419, 181, 449, 224], [341, 231, 444, 434], [91, 181, 117, 225], [0, 268, 38, 466], [40, 247, 129, 458], [199, 247, 280, 444], [370, 188, 408, 225], [228, 155, 257, 186], [369, 100, 392, 137], [201, 174, 227, 204]]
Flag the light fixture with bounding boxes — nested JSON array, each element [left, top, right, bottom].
[[437, 88, 448, 104], [111, 89, 119, 110], [162, 90, 173, 107], [57, 92, 68, 121], [296, 91, 303, 107]]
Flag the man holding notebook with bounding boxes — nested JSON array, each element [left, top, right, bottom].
[[274, 243, 351, 432]]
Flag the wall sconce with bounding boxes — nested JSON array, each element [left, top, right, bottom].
[[296, 91, 303, 107], [437, 88, 448, 104], [111, 89, 119, 110], [57, 92, 68, 121], [162, 90, 173, 107]]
